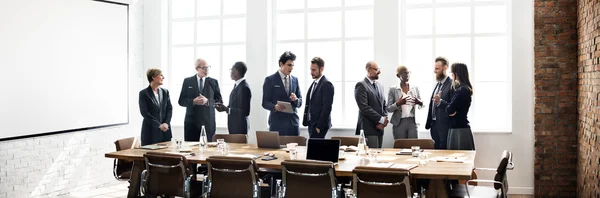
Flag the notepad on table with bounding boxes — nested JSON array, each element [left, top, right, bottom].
[[139, 145, 167, 150]]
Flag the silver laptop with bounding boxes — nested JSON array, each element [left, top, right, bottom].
[[256, 131, 284, 149]]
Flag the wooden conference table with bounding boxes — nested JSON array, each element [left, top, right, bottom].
[[105, 142, 476, 198]]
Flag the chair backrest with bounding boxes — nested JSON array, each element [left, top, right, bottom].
[[113, 137, 137, 180], [281, 160, 339, 198], [279, 136, 307, 146], [142, 152, 191, 197], [352, 166, 411, 198], [393, 139, 435, 149], [213, 134, 248, 143], [494, 150, 514, 194], [330, 136, 359, 146], [206, 156, 260, 198]]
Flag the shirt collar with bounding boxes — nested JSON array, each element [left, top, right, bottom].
[[437, 75, 449, 84], [196, 75, 206, 82], [278, 70, 288, 79], [313, 75, 323, 84], [366, 76, 376, 85], [235, 78, 245, 86]]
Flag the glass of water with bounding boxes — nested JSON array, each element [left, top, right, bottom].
[[289, 148, 298, 160], [368, 149, 378, 163], [217, 139, 225, 152], [419, 152, 428, 165]]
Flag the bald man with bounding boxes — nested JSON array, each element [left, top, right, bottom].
[[178, 58, 223, 142]]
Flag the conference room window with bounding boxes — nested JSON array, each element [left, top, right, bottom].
[[168, 0, 247, 127], [272, 0, 374, 129], [399, 0, 511, 132]]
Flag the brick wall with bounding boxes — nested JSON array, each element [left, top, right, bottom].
[[534, 0, 579, 196], [577, 0, 600, 197], [0, 1, 144, 197]]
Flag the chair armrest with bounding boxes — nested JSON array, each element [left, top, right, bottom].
[[184, 175, 192, 198], [473, 167, 497, 172], [466, 179, 503, 186], [507, 162, 515, 170], [140, 170, 148, 195], [112, 159, 119, 180]]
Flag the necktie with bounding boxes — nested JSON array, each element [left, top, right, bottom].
[[198, 78, 204, 94], [372, 82, 380, 99], [432, 82, 441, 120], [310, 81, 317, 100], [284, 76, 290, 95]]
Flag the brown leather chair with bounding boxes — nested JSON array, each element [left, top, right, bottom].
[[279, 136, 307, 146], [206, 156, 262, 198], [113, 137, 138, 181], [141, 152, 194, 198], [212, 134, 248, 143], [280, 160, 341, 198], [449, 150, 514, 198], [352, 166, 412, 198], [393, 139, 435, 149], [330, 136, 359, 146]]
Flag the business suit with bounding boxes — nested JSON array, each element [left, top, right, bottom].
[[425, 77, 453, 149], [354, 77, 387, 148], [386, 84, 422, 139], [227, 79, 252, 134], [178, 75, 223, 142], [302, 76, 334, 138], [139, 86, 173, 146], [262, 71, 303, 136]]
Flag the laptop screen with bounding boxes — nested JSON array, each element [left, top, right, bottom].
[[306, 139, 340, 163]]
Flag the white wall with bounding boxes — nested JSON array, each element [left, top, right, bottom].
[[145, 0, 534, 195], [0, 0, 145, 197]]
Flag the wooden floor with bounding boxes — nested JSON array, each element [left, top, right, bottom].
[[65, 182, 534, 198]]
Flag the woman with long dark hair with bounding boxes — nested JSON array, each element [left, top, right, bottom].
[[446, 63, 475, 150]]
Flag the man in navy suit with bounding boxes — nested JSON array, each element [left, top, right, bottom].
[[216, 61, 252, 134], [262, 51, 303, 136], [425, 57, 453, 149], [302, 57, 334, 138], [178, 58, 223, 142]]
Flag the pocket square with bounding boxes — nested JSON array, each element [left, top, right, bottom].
[[188, 86, 193, 88], [274, 85, 281, 88]]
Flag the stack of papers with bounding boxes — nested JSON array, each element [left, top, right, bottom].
[[433, 157, 467, 163], [366, 162, 418, 170], [139, 145, 167, 150], [227, 154, 261, 159]]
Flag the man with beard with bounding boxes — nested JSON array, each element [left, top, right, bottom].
[[302, 57, 334, 138], [425, 57, 453, 149], [354, 61, 388, 148]]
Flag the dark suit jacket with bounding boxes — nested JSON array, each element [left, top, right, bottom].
[[139, 86, 173, 146], [302, 76, 334, 131], [178, 75, 223, 135], [354, 78, 387, 136], [227, 79, 251, 134], [262, 72, 303, 136], [425, 77, 453, 129]]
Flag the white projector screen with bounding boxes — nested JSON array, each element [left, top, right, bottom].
[[0, 0, 128, 140]]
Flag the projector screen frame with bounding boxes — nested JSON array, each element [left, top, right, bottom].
[[0, 0, 130, 142]]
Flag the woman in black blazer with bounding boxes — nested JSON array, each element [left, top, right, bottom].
[[446, 63, 475, 150], [139, 68, 173, 146]]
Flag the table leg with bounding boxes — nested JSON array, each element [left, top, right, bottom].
[[426, 179, 448, 198], [128, 160, 145, 198]]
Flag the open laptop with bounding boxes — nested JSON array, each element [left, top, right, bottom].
[[256, 131, 284, 149], [306, 139, 341, 163]]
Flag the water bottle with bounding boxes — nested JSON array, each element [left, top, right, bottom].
[[199, 125, 207, 152], [357, 129, 367, 155]]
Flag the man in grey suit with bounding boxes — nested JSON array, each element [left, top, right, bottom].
[[178, 58, 223, 142], [425, 57, 453, 149], [216, 61, 252, 134], [355, 61, 388, 148]]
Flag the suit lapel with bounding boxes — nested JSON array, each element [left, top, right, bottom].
[[363, 78, 382, 106], [146, 87, 159, 107], [192, 75, 200, 95]]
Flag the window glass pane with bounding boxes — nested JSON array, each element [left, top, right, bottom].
[[330, 81, 343, 127], [222, 45, 246, 74], [196, 20, 221, 44], [344, 82, 360, 128], [276, 13, 304, 40], [406, 0, 432, 4], [474, 36, 507, 82], [474, 5, 507, 33], [307, 11, 342, 39], [169, 85, 185, 125], [470, 82, 509, 131], [275, 43, 305, 80], [277, 0, 305, 10], [405, 38, 433, 82], [222, 18, 246, 42], [414, 81, 433, 132], [223, 0, 246, 15], [196, 46, 221, 81], [345, 10, 373, 38], [171, 47, 195, 85], [345, 40, 374, 81], [345, 0, 373, 6], [217, 84, 234, 126], [435, 37, 471, 67], [307, 41, 342, 81], [405, 8, 433, 36], [172, 21, 195, 45], [171, 0, 195, 19], [307, 0, 341, 8], [197, 0, 221, 16], [435, 7, 470, 34]]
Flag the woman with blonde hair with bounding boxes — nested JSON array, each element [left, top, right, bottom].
[[386, 65, 423, 139], [446, 63, 475, 150], [139, 68, 173, 146]]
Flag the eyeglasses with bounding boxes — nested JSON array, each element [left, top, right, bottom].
[[197, 65, 211, 70], [400, 71, 411, 75], [369, 67, 381, 72]]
